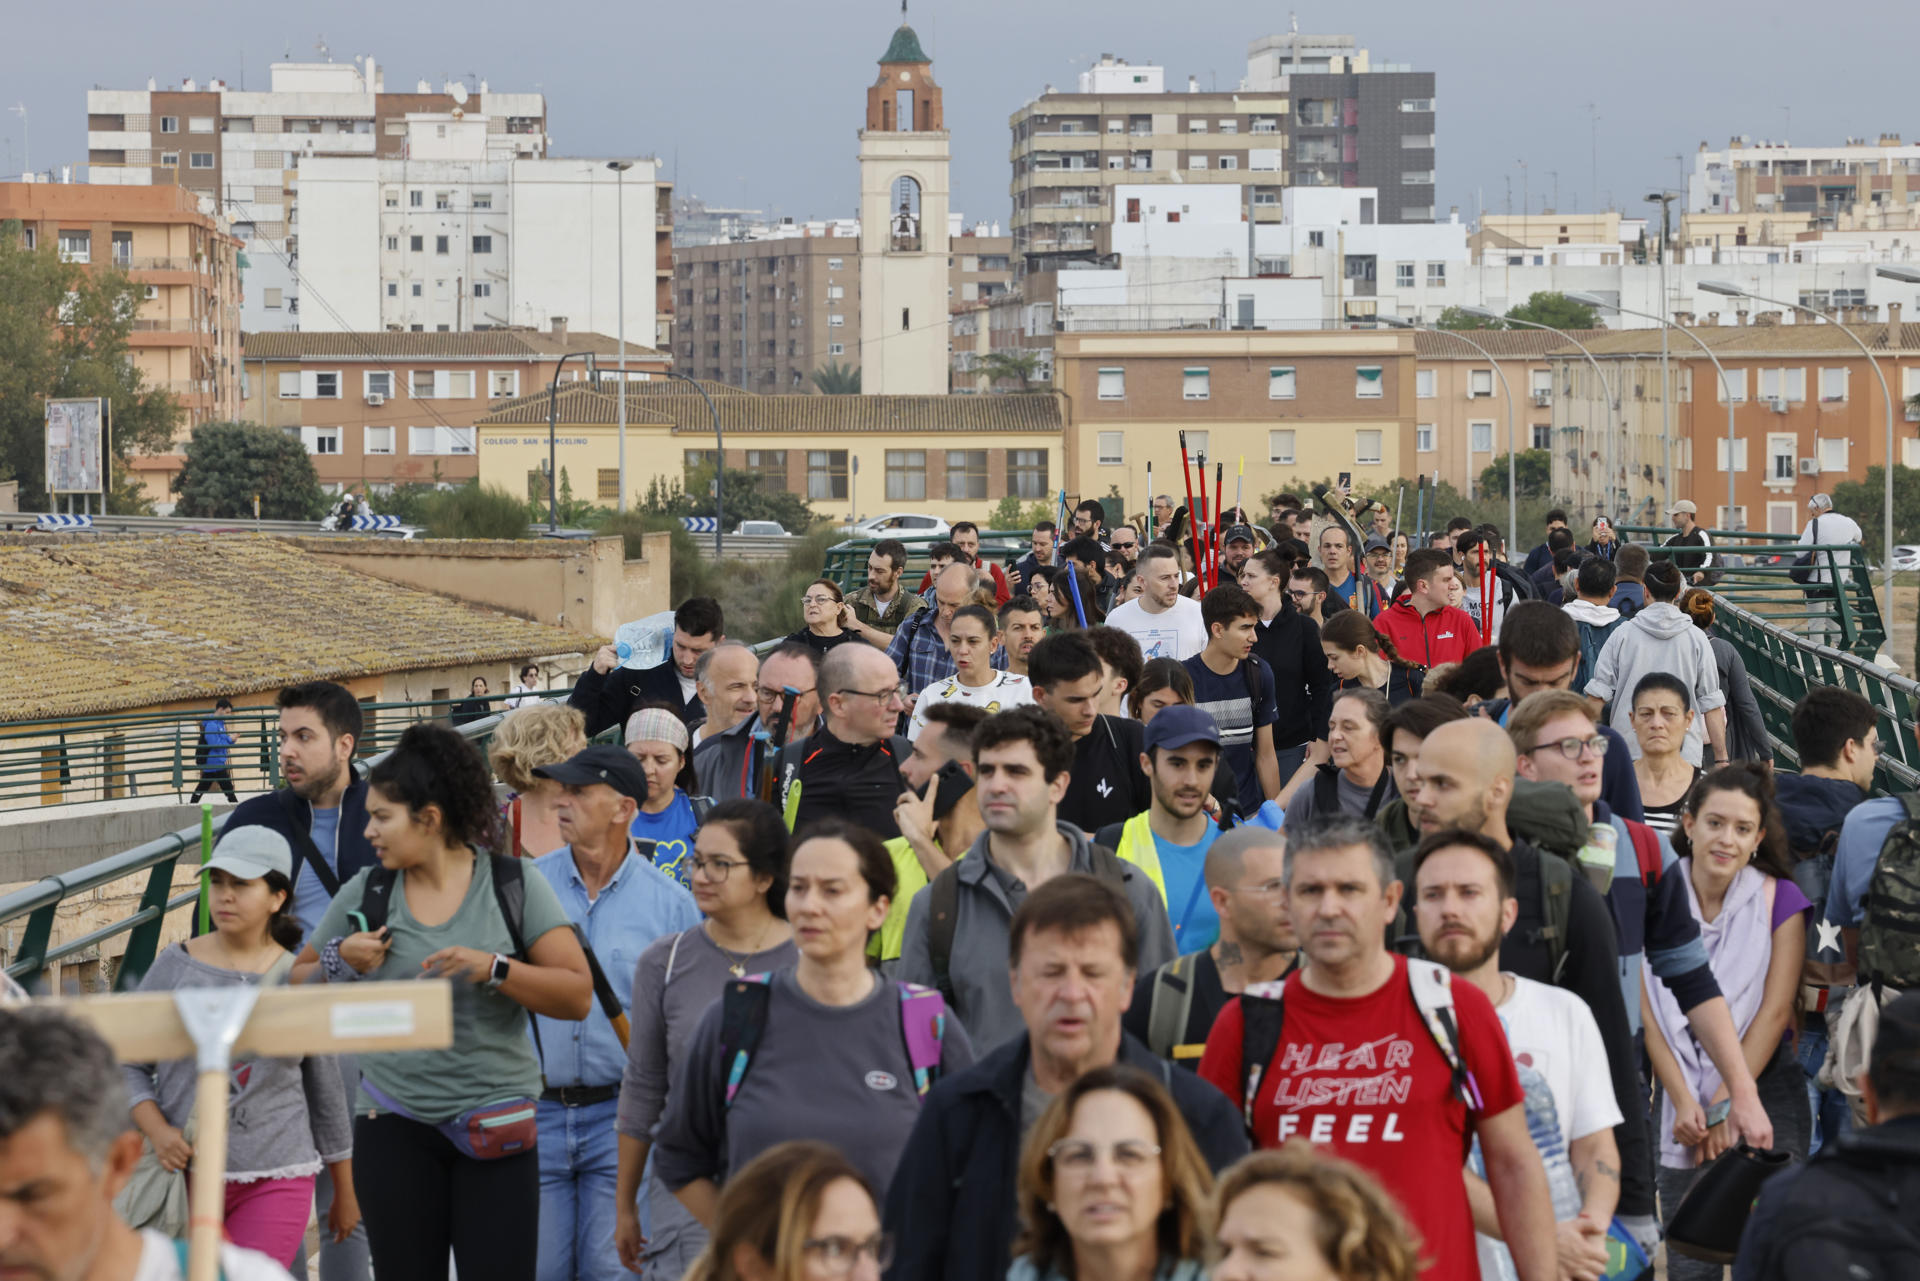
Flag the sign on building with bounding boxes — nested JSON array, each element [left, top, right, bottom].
[[45, 399, 108, 495]]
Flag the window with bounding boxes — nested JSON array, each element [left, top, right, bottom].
[[1401, 134, 1435, 148], [385, 189, 399, 209], [1715, 368, 1748, 403], [828, 342, 845, 356], [410, 427, 438, 455], [303, 427, 341, 455], [1395, 262, 1415, 288], [1097, 432, 1125, 465], [1008, 449, 1048, 499], [1416, 369, 1436, 398], [1760, 367, 1808, 402], [1097, 367, 1125, 399], [1819, 437, 1849, 471], [189, 152, 214, 169], [1469, 422, 1494, 453], [1183, 367, 1210, 400], [1530, 369, 1552, 397], [263, 287, 284, 309], [807, 450, 848, 501], [411, 371, 436, 398], [410, 235, 423, 252], [1355, 365, 1384, 399], [1531, 424, 1552, 450], [1427, 262, 1446, 285], [386, 236, 400, 251], [410, 191, 423, 208], [1307, 231, 1325, 248], [159, 151, 178, 168], [1269, 366, 1297, 399], [188, 116, 214, 133], [885, 450, 926, 501], [277, 371, 300, 399], [826, 285, 845, 300], [468, 234, 493, 255], [745, 451, 787, 488], [1188, 120, 1208, 134], [364, 426, 394, 455], [1401, 98, 1435, 112], [1417, 423, 1436, 452], [1769, 434, 1796, 482], [410, 282, 423, 297], [1219, 119, 1239, 134], [1188, 156, 1208, 170], [1268, 430, 1296, 465], [473, 193, 493, 210], [435, 236, 449, 255], [1218, 156, 1239, 170], [159, 117, 178, 133], [1402, 172, 1434, 185], [1716, 505, 1749, 532], [946, 450, 988, 501], [444, 372, 474, 399], [365, 371, 393, 398], [1819, 367, 1848, 402], [489, 371, 519, 398], [828, 314, 845, 327], [827, 257, 843, 269], [1716, 438, 1750, 470], [473, 282, 491, 297], [312, 372, 339, 399], [1355, 430, 1383, 466], [1469, 369, 1494, 398], [57, 231, 89, 263], [589, 468, 619, 502], [435, 192, 451, 211]]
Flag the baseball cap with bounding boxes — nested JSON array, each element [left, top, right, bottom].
[[206, 827, 293, 883], [533, 744, 650, 805], [1223, 524, 1256, 545], [1143, 705, 1222, 754], [1666, 499, 1698, 516], [1364, 535, 1392, 553], [1809, 493, 1834, 513]]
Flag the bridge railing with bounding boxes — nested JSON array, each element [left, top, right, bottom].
[[821, 528, 1034, 593]]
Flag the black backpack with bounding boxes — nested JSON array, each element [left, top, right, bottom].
[[1744, 1124, 1920, 1280]]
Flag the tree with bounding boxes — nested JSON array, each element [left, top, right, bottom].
[[1434, 306, 1503, 331], [640, 466, 817, 535], [1506, 291, 1599, 331], [0, 219, 181, 512], [988, 495, 1057, 530], [1479, 450, 1553, 500], [172, 421, 327, 520], [810, 361, 861, 395], [1831, 465, 1920, 545], [978, 350, 1045, 392]]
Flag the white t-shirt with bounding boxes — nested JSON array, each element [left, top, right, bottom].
[[1104, 595, 1208, 662], [676, 671, 698, 705], [907, 670, 1033, 740], [1799, 511, 1862, 583], [135, 1230, 292, 1281]]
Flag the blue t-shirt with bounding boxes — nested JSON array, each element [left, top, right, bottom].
[[1157, 823, 1224, 954], [1826, 795, 1904, 937], [1325, 572, 1382, 618], [631, 790, 700, 889], [1182, 654, 1278, 816], [292, 806, 342, 942]]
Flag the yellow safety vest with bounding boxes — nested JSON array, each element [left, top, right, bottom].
[[869, 836, 966, 963], [1110, 812, 1169, 907]]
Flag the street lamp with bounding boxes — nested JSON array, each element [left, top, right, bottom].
[[607, 161, 635, 514], [1566, 291, 1737, 537], [1462, 305, 1624, 523], [657, 371, 726, 561], [546, 350, 598, 532], [1380, 314, 1518, 552], [1700, 278, 1896, 606], [1645, 191, 1680, 513]]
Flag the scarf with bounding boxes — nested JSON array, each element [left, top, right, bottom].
[[1644, 859, 1775, 1168]]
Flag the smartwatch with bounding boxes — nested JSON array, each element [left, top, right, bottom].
[[485, 953, 511, 991]]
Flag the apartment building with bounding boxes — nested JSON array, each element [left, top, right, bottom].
[[1053, 328, 1416, 516], [1690, 134, 1920, 225], [475, 381, 1065, 524], [1410, 329, 1603, 499], [672, 225, 1011, 391], [239, 322, 664, 499], [0, 181, 244, 500], [85, 57, 548, 333]]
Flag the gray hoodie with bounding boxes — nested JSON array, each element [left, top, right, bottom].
[[1585, 602, 1726, 765], [895, 821, 1175, 1052]]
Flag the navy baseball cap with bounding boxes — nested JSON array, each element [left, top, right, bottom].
[[533, 744, 649, 804], [1143, 705, 1221, 754], [1365, 535, 1392, 553], [1223, 524, 1256, 545]]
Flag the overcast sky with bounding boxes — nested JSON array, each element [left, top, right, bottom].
[[6, 0, 1913, 232]]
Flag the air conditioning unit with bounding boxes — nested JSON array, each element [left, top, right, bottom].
[[365, 392, 385, 406], [1798, 457, 1821, 476], [1531, 390, 1552, 407], [1769, 397, 1789, 413]]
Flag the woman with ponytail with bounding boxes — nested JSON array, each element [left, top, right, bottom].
[[123, 826, 360, 1266], [1319, 608, 1424, 707]]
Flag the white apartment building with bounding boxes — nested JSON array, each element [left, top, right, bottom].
[[296, 116, 663, 345], [84, 56, 547, 333], [1690, 134, 1920, 221]]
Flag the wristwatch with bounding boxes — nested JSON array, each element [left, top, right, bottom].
[[484, 953, 511, 991]]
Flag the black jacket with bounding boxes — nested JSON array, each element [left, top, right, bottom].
[[1058, 716, 1150, 835], [224, 779, 378, 900], [569, 659, 703, 738], [789, 726, 907, 839], [882, 1031, 1249, 1281], [1733, 1115, 1920, 1281], [1255, 606, 1334, 749]]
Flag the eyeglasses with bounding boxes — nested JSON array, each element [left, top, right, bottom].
[[839, 686, 906, 707], [801, 594, 839, 607], [1286, 588, 1318, 602], [1111, 539, 1137, 550], [1048, 1139, 1163, 1174], [1237, 877, 1287, 898], [757, 685, 817, 704], [802, 1234, 895, 1275], [689, 854, 747, 881], [1527, 734, 1610, 761]]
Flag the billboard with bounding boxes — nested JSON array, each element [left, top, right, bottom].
[[45, 399, 106, 496]]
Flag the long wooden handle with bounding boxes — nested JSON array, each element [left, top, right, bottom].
[[187, 1069, 229, 1281]]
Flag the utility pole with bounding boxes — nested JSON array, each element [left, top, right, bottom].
[[607, 161, 635, 513], [10, 104, 28, 180], [1583, 103, 1600, 212]]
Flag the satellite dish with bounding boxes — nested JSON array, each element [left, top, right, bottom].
[[449, 83, 469, 105]]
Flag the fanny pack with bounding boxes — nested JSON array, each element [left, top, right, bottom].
[[362, 1078, 537, 1161]]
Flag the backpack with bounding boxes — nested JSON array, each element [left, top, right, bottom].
[[926, 843, 1130, 1004], [1743, 1124, 1920, 1280], [1574, 618, 1622, 691], [1146, 952, 1202, 1061], [1236, 958, 1479, 1138], [1392, 824, 1596, 986], [718, 972, 948, 1105], [1312, 764, 1391, 821], [1858, 793, 1920, 992]]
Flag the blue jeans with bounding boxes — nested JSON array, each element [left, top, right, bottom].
[[536, 1095, 624, 1281], [1797, 1018, 1853, 1154]]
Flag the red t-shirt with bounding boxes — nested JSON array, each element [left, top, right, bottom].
[[1196, 957, 1523, 1281]]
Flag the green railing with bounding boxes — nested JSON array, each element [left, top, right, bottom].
[[821, 528, 1033, 593], [1616, 525, 1885, 657]]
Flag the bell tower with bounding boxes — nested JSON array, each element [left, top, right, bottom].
[[857, 11, 950, 394]]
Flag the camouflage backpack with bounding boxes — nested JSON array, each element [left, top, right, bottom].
[[1859, 794, 1920, 992]]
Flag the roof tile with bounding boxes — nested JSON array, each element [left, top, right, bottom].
[[241, 330, 668, 362], [477, 385, 1068, 433]]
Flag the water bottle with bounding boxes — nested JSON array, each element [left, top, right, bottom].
[[1576, 821, 1617, 892]]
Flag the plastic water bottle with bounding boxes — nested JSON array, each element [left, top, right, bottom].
[[1576, 821, 1617, 892]]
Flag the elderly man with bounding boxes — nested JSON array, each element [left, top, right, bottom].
[[783, 643, 910, 837], [886, 873, 1247, 1281], [528, 745, 700, 1281], [0, 1005, 297, 1280], [888, 562, 986, 696], [691, 642, 821, 802], [689, 642, 757, 749]]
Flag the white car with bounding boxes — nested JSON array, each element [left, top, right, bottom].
[[1892, 545, 1920, 573], [838, 512, 951, 540], [734, 520, 791, 537]]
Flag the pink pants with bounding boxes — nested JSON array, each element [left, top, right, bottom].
[[222, 1175, 317, 1266]]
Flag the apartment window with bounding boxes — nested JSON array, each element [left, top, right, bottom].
[[1769, 433, 1796, 482], [1760, 367, 1808, 402], [1401, 98, 1435, 112], [384, 189, 399, 209], [1716, 505, 1749, 532], [159, 152, 178, 168], [1401, 134, 1435, 148], [807, 450, 849, 501], [744, 451, 787, 487], [1395, 262, 1415, 288], [828, 342, 845, 356], [444, 372, 474, 399], [489, 371, 519, 398], [1188, 120, 1208, 134], [411, 371, 436, 398], [1219, 156, 1239, 170], [1097, 432, 1125, 465], [410, 235, 423, 252], [1819, 367, 1848, 402], [1716, 368, 1749, 403], [1417, 423, 1436, 452], [159, 116, 178, 133], [410, 191, 423, 208], [435, 192, 451, 210], [1008, 449, 1049, 499], [1097, 367, 1125, 399], [473, 193, 493, 210], [385, 235, 400, 251], [589, 468, 619, 502], [1188, 156, 1208, 170], [826, 285, 845, 300], [886, 450, 927, 501], [1183, 367, 1210, 400], [1819, 437, 1849, 471], [435, 236, 450, 255], [1355, 366, 1384, 399], [57, 231, 90, 263], [365, 371, 393, 399], [1268, 430, 1296, 465], [1530, 369, 1552, 398], [473, 282, 491, 298], [312, 372, 339, 399], [1308, 231, 1325, 248], [1469, 422, 1494, 453], [1427, 262, 1446, 285], [410, 427, 438, 455], [1355, 430, 1383, 466], [1416, 369, 1436, 398], [1469, 368, 1494, 398], [1269, 366, 1297, 400], [277, 371, 300, 399], [1716, 438, 1750, 470], [1402, 172, 1435, 186], [827, 257, 843, 269], [1531, 424, 1552, 449], [364, 426, 395, 455], [946, 450, 988, 501], [303, 427, 341, 456], [263, 287, 284, 309], [411, 283, 423, 297], [189, 152, 214, 169], [828, 314, 845, 327]]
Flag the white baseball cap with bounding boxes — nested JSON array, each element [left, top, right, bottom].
[[206, 827, 293, 882]]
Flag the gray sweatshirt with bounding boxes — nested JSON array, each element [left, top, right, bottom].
[[1586, 601, 1727, 765], [122, 944, 352, 1181]]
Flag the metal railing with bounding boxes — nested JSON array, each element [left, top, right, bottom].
[[820, 528, 1033, 592]]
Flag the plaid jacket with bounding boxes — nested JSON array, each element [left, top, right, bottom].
[[886, 608, 1008, 695]]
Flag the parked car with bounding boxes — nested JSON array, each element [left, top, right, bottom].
[[734, 520, 791, 537], [1891, 545, 1920, 573], [837, 512, 951, 540]]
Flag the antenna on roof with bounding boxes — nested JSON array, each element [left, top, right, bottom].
[[901, 0, 907, 18]]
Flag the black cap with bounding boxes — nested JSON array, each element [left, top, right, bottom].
[[1223, 524, 1256, 545], [532, 744, 649, 804], [1364, 535, 1392, 553]]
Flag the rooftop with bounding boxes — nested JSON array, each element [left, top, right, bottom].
[[880, 24, 930, 65], [1414, 328, 1613, 359], [477, 383, 1067, 433], [241, 330, 668, 362], [0, 535, 587, 721], [1559, 322, 1920, 358]]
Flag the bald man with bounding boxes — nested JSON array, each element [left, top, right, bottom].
[[889, 562, 998, 697]]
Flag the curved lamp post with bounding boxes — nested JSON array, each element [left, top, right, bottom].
[[546, 350, 597, 531], [656, 371, 725, 560], [1379, 314, 1517, 552]]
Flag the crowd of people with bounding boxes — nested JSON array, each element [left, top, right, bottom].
[[7, 487, 1920, 1281]]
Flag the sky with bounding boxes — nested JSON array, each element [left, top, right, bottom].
[[5, 0, 1914, 233]]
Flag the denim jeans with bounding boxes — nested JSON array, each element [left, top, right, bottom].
[[536, 1095, 625, 1281], [1796, 1017, 1854, 1154]]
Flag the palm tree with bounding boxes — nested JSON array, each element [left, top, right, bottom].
[[979, 350, 1045, 392], [810, 361, 861, 395]]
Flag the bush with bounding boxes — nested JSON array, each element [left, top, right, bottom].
[[424, 484, 532, 540], [172, 421, 327, 520], [597, 510, 719, 604]]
